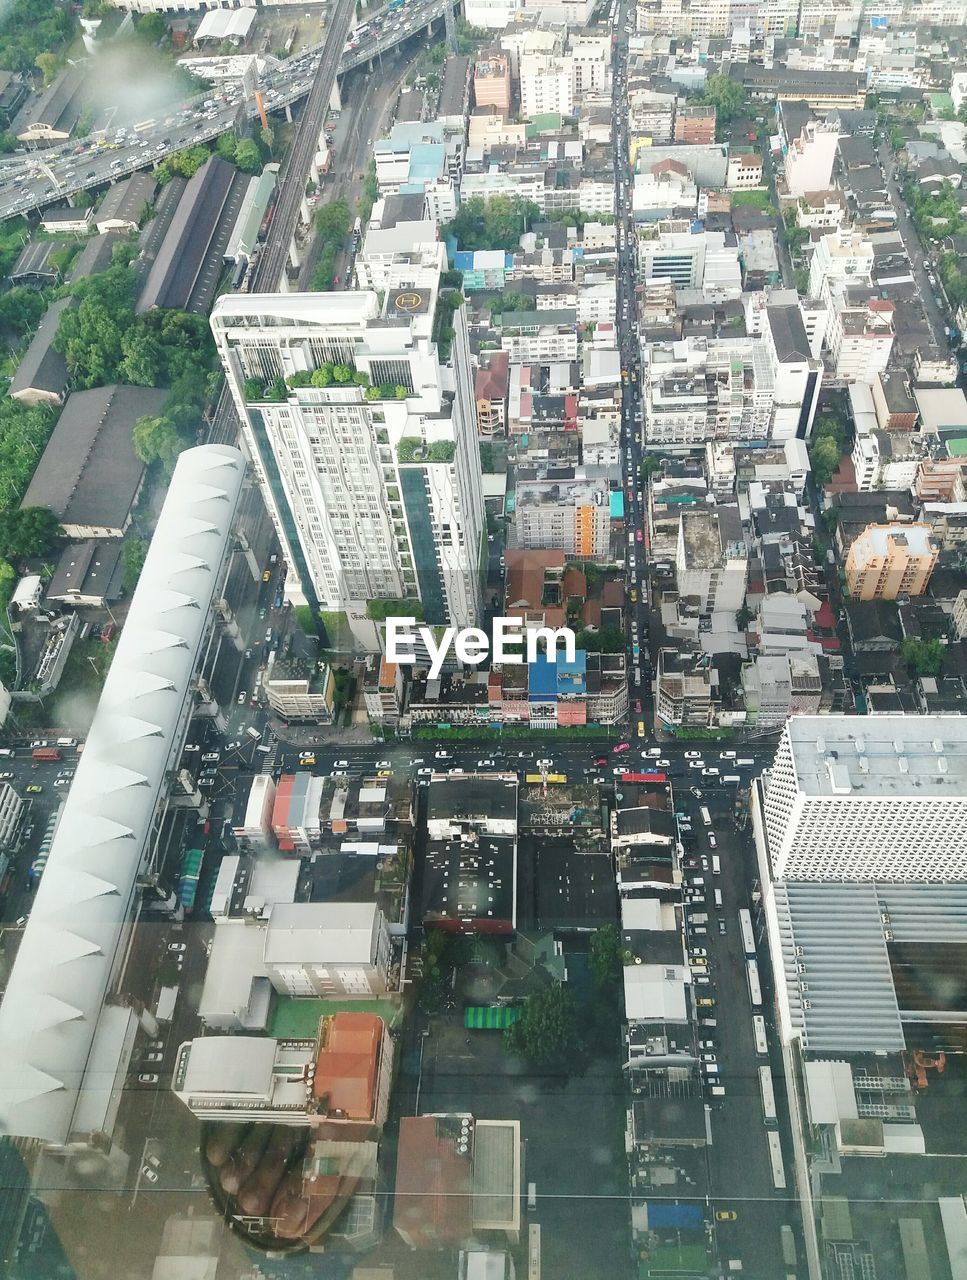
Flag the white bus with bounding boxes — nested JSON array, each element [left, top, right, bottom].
[[768, 1131, 786, 1190], [758, 1064, 777, 1124], [747, 958, 762, 1009], [699, 805, 712, 827], [753, 1014, 768, 1056], [739, 908, 756, 957]]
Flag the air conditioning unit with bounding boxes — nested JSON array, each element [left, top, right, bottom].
[[802, 999, 812, 1009], [795, 946, 804, 956], [884, 929, 894, 940], [797, 963, 807, 973]]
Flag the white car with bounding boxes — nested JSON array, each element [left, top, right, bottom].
[[643, 748, 662, 758], [684, 751, 702, 759], [708, 834, 717, 848], [537, 758, 553, 767], [375, 759, 391, 768], [141, 1167, 159, 1183], [689, 761, 706, 770], [478, 758, 496, 767], [613, 766, 630, 775], [167, 942, 186, 953], [434, 750, 450, 760], [417, 767, 433, 776], [702, 767, 720, 777], [334, 759, 349, 768], [689, 948, 708, 959]]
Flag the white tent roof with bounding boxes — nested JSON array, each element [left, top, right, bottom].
[[0, 445, 244, 1143], [195, 7, 256, 41]]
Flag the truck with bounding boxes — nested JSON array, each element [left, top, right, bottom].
[[352, 215, 362, 238], [32, 747, 60, 762], [155, 986, 178, 1023]]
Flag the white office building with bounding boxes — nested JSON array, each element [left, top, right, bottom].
[[210, 265, 484, 639], [759, 715, 967, 882]]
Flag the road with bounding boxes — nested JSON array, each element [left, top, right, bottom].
[[0, 0, 444, 221], [877, 137, 948, 346]]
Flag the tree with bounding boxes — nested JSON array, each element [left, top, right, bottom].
[[479, 441, 495, 471], [444, 195, 539, 252], [809, 435, 841, 487], [504, 985, 583, 1069], [35, 51, 61, 87], [121, 535, 149, 593], [900, 637, 945, 677], [0, 506, 61, 560], [640, 453, 662, 481], [233, 137, 262, 175], [135, 12, 167, 43], [0, 287, 45, 340], [215, 131, 238, 161], [119, 326, 164, 386], [589, 925, 623, 993], [698, 74, 746, 129], [735, 601, 754, 631], [132, 414, 186, 474]]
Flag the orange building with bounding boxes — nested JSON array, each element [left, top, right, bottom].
[[473, 54, 512, 114], [844, 523, 938, 600]]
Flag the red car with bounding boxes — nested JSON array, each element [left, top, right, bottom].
[[636, 529, 643, 542], [594, 756, 608, 766], [613, 742, 631, 754], [633, 699, 642, 713]]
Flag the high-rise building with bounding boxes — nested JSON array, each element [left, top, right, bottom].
[[211, 258, 484, 639], [759, 715, 967, 881], [844, 523, 938, 600]]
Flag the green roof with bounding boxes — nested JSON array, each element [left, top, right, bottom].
[[269, 996, 400, 1038], [945, 437, 967, 457], [525, 112, 563, 136], [464, 1005, 521, 1029]]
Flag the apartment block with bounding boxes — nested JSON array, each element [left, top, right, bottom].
[[780, 104, 840, 198], [210, 261, 484, 641], [673, 104, 716, 145], [513, 477, 614, 561], [473, 54, 511, 114], [844, 523, 938, 600], [760, 715, 967, 881]]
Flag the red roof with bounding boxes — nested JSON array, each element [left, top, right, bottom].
[[312, 1013, 382, 1120], [814, 599, 837, 630], [393, 1116, 472, 1249]]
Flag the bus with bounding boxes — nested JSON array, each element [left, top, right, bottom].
[[32, 747, 60, 762], [528, 1223, 541, 1280], [739, 908, 756, 957], [758, 1064, 777, 1125], [767, 1131, 786, 1190], [780, 1225, 798, 1268], [622, 772, 666, 783], [747, 958, 762, 1009], [524, 774, 567, 784], [753, 1014, 768, 1056], [699, 806, 712, 827]]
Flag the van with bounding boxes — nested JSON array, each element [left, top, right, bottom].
[[702, 1062, 720, 1076], [527, 1182, 537, 1211], [699, 1017, 717, 1028], [736, 758, 754, 767], [246, 727, 262, 741], [713, 889, 723, 909], [712, 856, 721, 876], [688, 876, 705, 887], [56, 737, 77, 748], [0, 748, 12, 758], [710, 1084, 726, 1098], [722, 775, 740, 785]]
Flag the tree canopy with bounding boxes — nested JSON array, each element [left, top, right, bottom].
[[0, 506, 61, 561], [444, 195, 540, 252], [0, 0, 73, 75], [503, 984, 583, 1069], [698, 74, 747, 129], [900, 637, 945, 677]]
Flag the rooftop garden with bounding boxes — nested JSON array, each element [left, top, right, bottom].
[[397, 437, 456, 464]]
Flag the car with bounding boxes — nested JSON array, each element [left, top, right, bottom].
[[537, 758, 554, 767], [689, 948, 707, 958], [612, 742, 631, 754], [699, 1039, 716, 1050], [417, 767, 433, 776], [478, 758, 496, 767], [138, 1074, 159, 1084], [635, 529, 642, 541], [434, 751, 450, 760], [141, 1167, 159, 1183], [54, 778, 71, 787], [683, 751, 702, 760], [26, 785, 43, 794], [656, 758, 670, 768], [689, 761, 706, 770], [718, 919, 727, 935], [144, 1051, 164, 1063], [715, 1210, 737, 1222], [690, 787, 703, 798], [643, 747, 661, 758], [594, 756, 608, 766], [719, 751, 736, 760], [31, 740, 49, 749], [330, 758, 348, 768], [690, 957, 708, 968], [262, 570, 271, 582], [258, 607, 267, 620], [708, 833, 717, 848], [517, 751, 534, 759], [237, 691, 247, 704], [702, 767, 720, 777], [375, 760, 391, 769]]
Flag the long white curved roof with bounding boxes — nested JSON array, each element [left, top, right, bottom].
[[0, 445, 245, 1143]]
